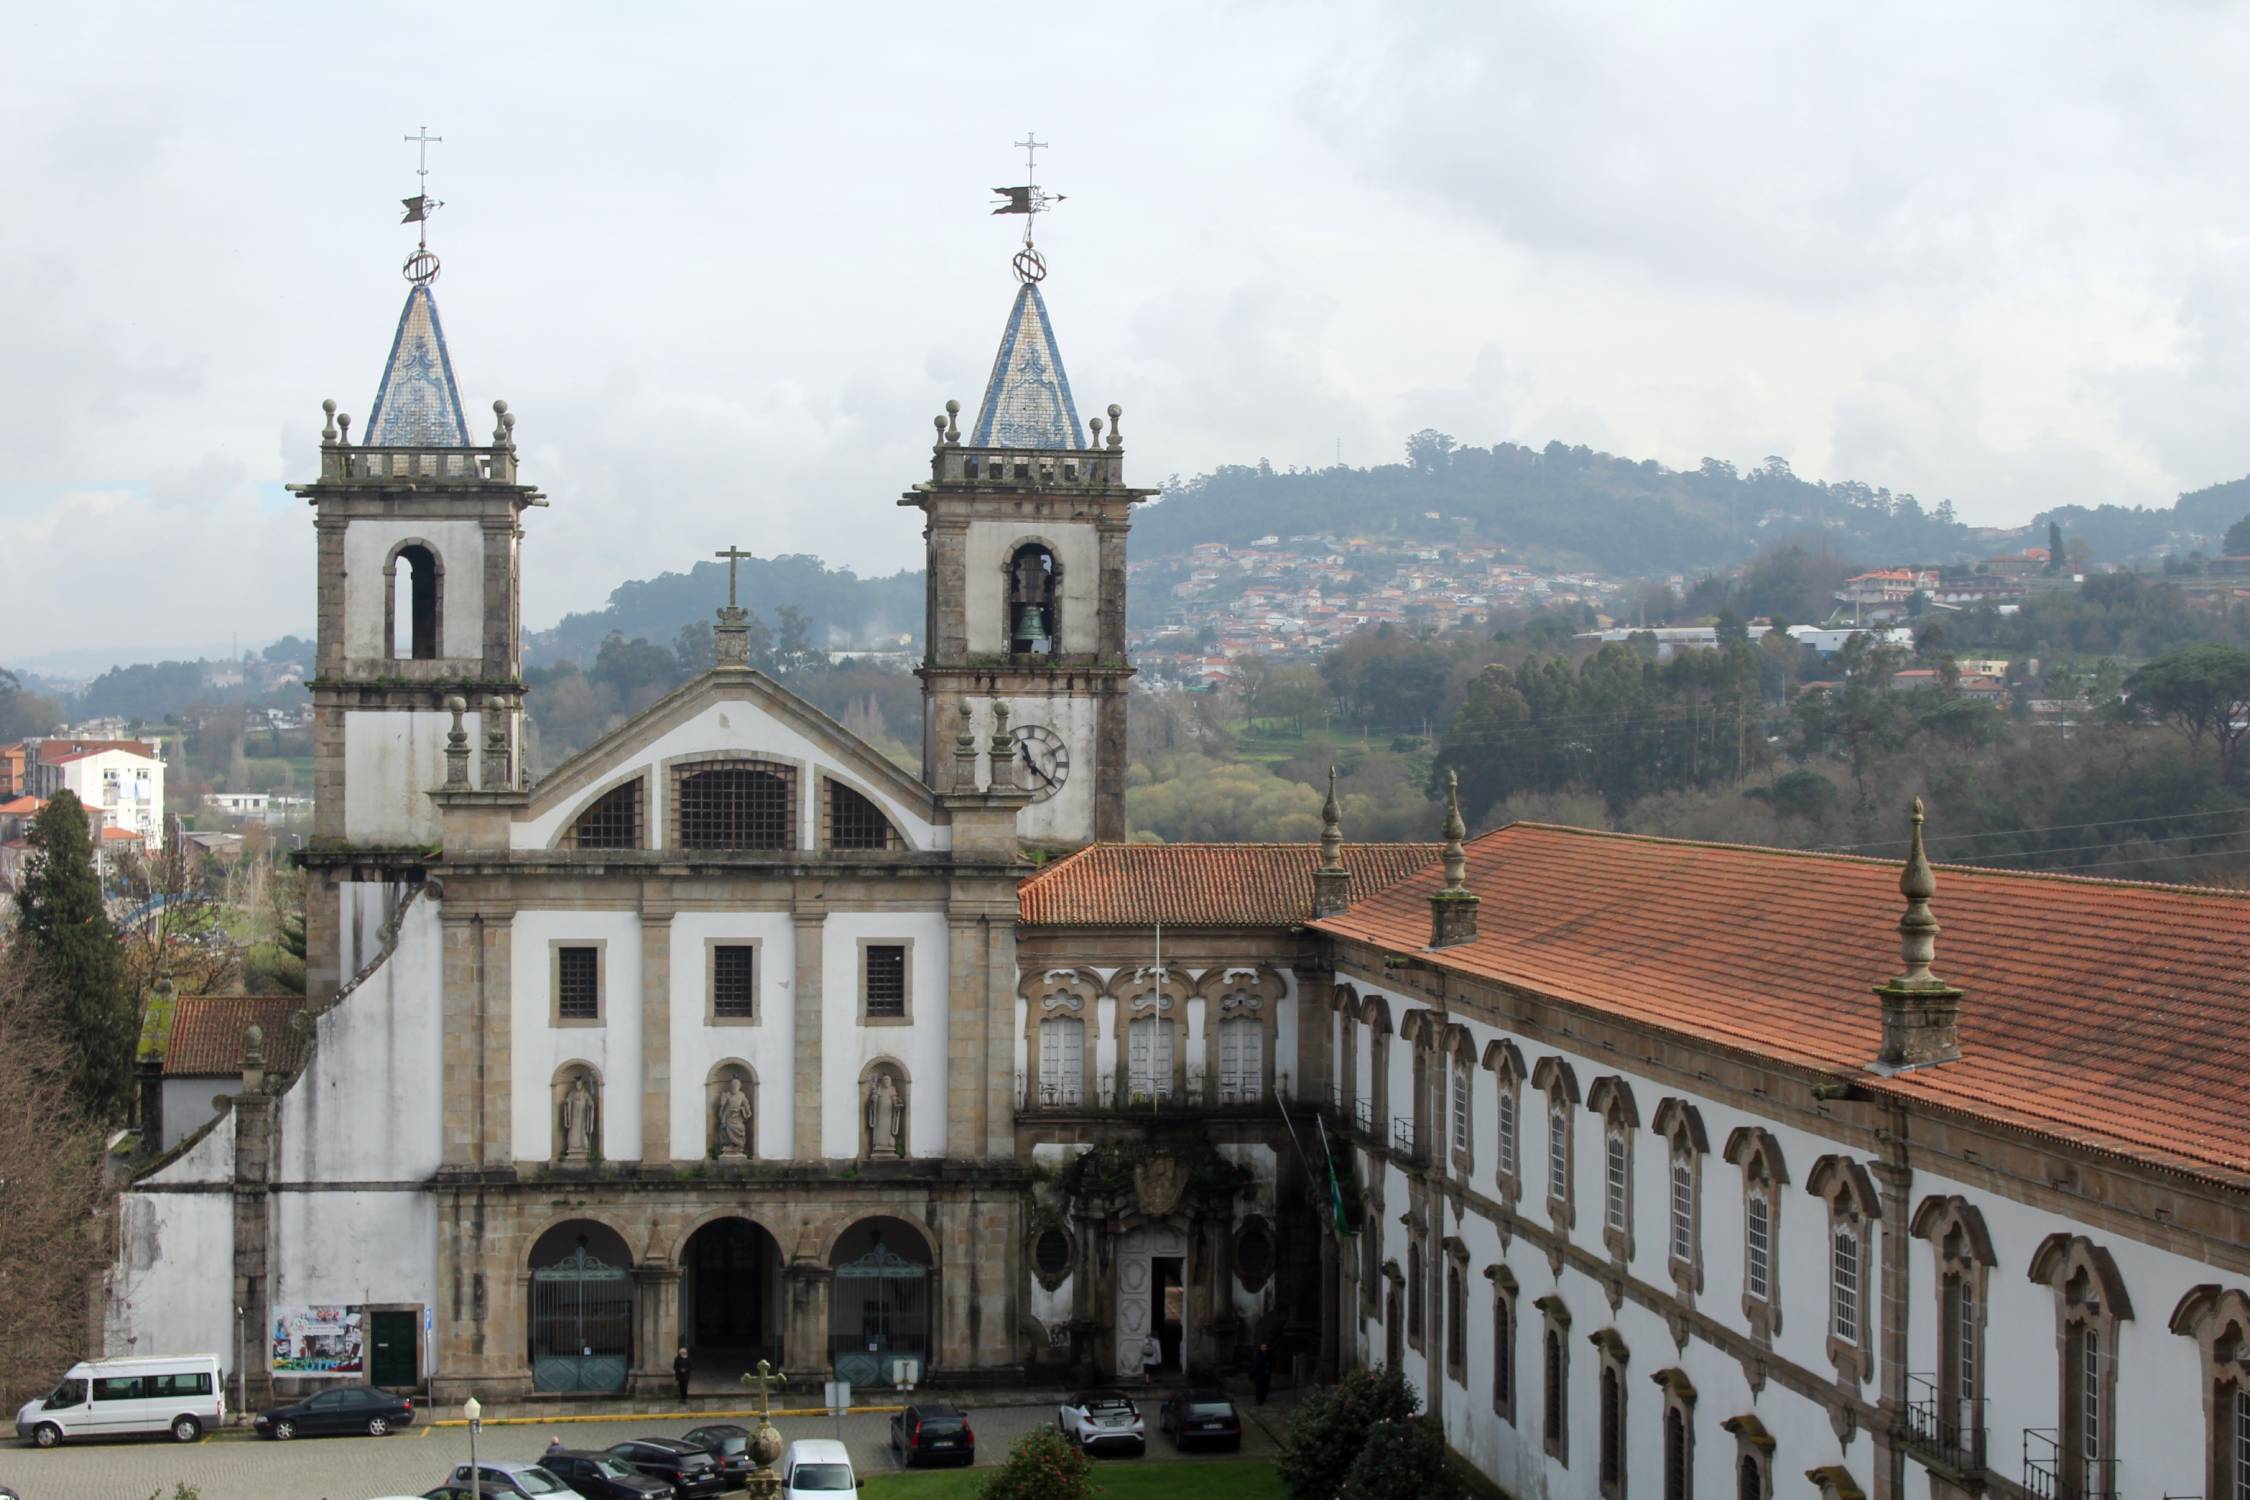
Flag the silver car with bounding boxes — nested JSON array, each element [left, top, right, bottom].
[[1055, 1390, 1146, 1456]]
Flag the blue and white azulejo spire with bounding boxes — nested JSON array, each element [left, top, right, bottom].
[[969, 280, 1084, 450], [364, 283, 471, 447]]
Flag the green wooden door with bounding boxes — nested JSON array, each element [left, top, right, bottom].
[[369, 1310, 417, 1389]]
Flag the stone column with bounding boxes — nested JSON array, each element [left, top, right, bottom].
[[631, 1264, 681, 1397], [480, 914, 515, 1166], [232, 1061, 276, 1414], [641, 889, 675, 1163], [983, 911, 1018, 1159], [1292, 964, 1334, 1107], [930, 517, 970, 662], [480, 517, 518, 674], [784, 1259, 831, 1377], [792, 896, 826, 1160], [945, 911, 987, 1158], [1095, 517, 1131, 659]]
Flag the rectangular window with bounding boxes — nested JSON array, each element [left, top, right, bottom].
[[1494, 1293, 1515, 1419], [1605, 1131, 1629, 1233], [1128, 1015, 1174, 1099], [2077, 1325, 2102, 1494], [863, 944, 907, 1019], [1746, 1186, 1772, 1302], [1832, 1224, 1861, 1345], [1218, 1016, 1263, 1102], [1039, 1015, 1084, 1105], [712, 945, 756, 1020], [1669, 1154, 1694, 1264], [557, 945, 600, 1021], [1548, 1105, 1570, 1202], [2231, 1385, 2247, 1500], [1408, 1249, 1425, 1342], [1446, 1264, 1466, 1378], [1452, 1067, 1470, 1155], [1497, 1088, 1516, 1172], [93, 1377, 148, 1401]]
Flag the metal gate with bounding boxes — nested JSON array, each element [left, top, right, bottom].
[[531, 1246, 632, 1393], [829, 1244, 929, 1386]]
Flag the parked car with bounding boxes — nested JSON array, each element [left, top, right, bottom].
[[14, 1354, 226, 1447], [1055, 1390, 1145, 1456], [887, 1402, 975, 1467], [254, 1385, 414, 1439], [679, 1423, 756, 1487], [777, 1439, 856, 1497], [540, 1448, 676, 1500], [1158, 1388, 1242, 1450], [606, 1438, 725, 1498], [447, 1460, 585, 1499]]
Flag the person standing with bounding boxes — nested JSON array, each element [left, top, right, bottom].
[[673, 1346, 692, 1402], [1140, 1332, 1163, 1385], [1249, 1342, 1274, 1405]]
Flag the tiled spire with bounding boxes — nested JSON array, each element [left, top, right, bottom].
[[364, 284, 470, 446], [969, 281, 1084, 449], [1872, 797, 1964, 1073], [1313, 766, 1353, 918], [1429, 770, 1479, 947]]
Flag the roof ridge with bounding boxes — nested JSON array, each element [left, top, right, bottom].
[[1490, 820, 2250, 901]]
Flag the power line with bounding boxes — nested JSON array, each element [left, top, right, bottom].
[[1813, 805, 2250, 853]]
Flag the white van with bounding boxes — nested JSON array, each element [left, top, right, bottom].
[[14, 1355, 225, 1447], [778, 1437, 858, 1496]]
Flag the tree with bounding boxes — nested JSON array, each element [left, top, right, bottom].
[[1340, 1416, 1463, 1500], [2047, 520, 2065, 574], [2227, 515, 2250, 557], [0, 668, 63, 740], [13, 792, 135, 1117], [1404, 429, 1458, 474], [2126, 644, 2250, 776], [976, 1424, 1093, 1500], [1276, 1364, 1423, 1500]]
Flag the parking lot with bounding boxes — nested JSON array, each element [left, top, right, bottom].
[[0, 1397, 1284, 1500]]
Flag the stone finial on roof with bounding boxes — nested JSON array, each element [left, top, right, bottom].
[[1429, 771, 1479, 948], [1871, 797, 1964, 1074], [482, 696, 513, 790], [241, 1023, 266, 1092], [988, 703, 1019, 791], [953, 703, 981, 793], [321, 399, 339, 444], [1312, 765, 1354, 919], [491, 399, 515, 451], [443, 695, 470, 788]]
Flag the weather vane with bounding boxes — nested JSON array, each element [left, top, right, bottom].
[[400, 125, 444, 286], [991, 132, 1065, 284]]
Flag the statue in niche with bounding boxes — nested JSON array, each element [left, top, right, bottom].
[[559, 1072, 597, 1162], [864, 1070, 903, 1158], [713, 1076, 752, 1159]]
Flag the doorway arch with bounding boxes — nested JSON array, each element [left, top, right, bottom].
[[1116, 1220, 1191, 1379], [678, 1217, 783, 1389], [829, 1216, 934, 1386], [528, 1219, 634, 1393]]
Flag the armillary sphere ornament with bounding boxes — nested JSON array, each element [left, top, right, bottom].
[[1013, 245, 1048, 284], [403, 248, 442, 285]]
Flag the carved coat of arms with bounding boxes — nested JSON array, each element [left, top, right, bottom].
[[1134, 1156, 1188, 1219]]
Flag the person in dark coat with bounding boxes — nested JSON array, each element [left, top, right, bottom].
[[673, 1346, 692, 1401], [1249, 1342, 1274, 1405]]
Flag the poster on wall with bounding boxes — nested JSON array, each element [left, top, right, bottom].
[[271, 1306, 364, 1375]]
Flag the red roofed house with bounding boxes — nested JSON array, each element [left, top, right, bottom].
[[19, 736, 165, 847], [156, 996, 304, 1151]]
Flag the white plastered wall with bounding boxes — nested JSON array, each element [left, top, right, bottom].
[[819, 910, 951, 1159], [345, 709, 480, 845], [511, 910, 644, 1164], [342, 518, 489, 661], [962, 519, 1100, 655], [668, 911, 798, 1161], [966, 694, 1101, 847], [105, 1121, 237, 1368]]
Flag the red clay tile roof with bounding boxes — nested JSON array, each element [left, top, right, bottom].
[[1021, 843, 1442, 929], [163, 996, 305, 1078], [0, 795, 43, 814], [1312, 822, 2250, 1188], [38, 739, 154, 763]]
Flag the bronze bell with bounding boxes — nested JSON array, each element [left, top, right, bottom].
[[1017, 604, 1051, 650]]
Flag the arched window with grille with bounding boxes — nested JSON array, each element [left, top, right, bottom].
[[565, 779, 643, 850], [823, 778, 898, 850]]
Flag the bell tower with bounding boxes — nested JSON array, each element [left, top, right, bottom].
[[288, 153, 544, 997]]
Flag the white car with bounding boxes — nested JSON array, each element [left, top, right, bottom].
[[777, 1438, 856, 1497], [1056, 1390, 1146, 1455]]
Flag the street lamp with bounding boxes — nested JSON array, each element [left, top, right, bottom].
[[464, 1396, 482, 1487]]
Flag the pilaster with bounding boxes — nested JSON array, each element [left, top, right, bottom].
[[641, 887, 676, 1163], [441, 911, 481, 1167], [983, 912, 1017, 1159], [946, 914, 985, 1158], [231, 1077, 276, 1413], [479, 914, 514, 1166], [631, 1264, 681, 1395], [792, 895, 826, 1160]]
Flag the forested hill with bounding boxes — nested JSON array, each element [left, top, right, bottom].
[[528, 553, 923, 666], [1132, 436, 2238, 574]]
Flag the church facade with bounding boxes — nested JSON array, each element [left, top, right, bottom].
[[102, 238, 2250, 1500]]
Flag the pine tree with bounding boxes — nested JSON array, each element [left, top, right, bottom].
[[15, 791, 135, 1117]]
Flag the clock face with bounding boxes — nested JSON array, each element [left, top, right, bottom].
[[1010, 723, 1071, 803]]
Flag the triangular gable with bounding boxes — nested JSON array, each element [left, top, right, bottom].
[[969, 281, 1084, 449], [365, 284, 471, 446]]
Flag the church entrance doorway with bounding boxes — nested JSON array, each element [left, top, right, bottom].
[[678, 1218, 782, 1392], [1115, 1221, 1191, 1379], [528, 1220, 635, 1394], [829, 1217, 933, 1388]]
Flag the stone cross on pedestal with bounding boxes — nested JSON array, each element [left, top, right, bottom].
[[714, 545, 754, 668], [738, 1359, 788, 1496]]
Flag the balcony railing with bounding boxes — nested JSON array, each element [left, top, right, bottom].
[[2023, 1429, 2118, 1500], [1905, 1375, 1985, 1472], [1353, 1098, 1375, 1135], [1392, 1116, 1420, 1160]]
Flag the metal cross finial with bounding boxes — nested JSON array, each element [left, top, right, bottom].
[[739, 1359, 786, 1418], [715, 546, 753, 609], [992, 133, 1065, 282], [400, 125, 446, 282], [1016, 132, 1048, 181]]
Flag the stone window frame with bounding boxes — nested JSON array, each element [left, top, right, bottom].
[[1020, 966, 1101, 1108], [703, 936, 763, 1027], [557, 769, 648, 851], [1405, 1221, 1428, 1354], [1382, 1259, 1406, 1369], [1720, 1414, 1775, 1500], [1000, 536, 1065, 655], [1592, 1328, 1631, 1500], [1029, 1223, 1075, 1293], [1587, 1075, 1640, 1264], [1532, 1056, 1581, 1235], [1652, 1368, 1696, 1500], [1722, 1127, 1790, 1346], [1359, 1189, 1384, 1317], [2029, 1233, 2134, 1500], [857, 936, 915, 1026], [1488, 1263, 1520, 1426], [1443, 1236, 1470, 1385], [1441, 1023, 1476, 1175], [2167, 1284, 2250, 1500], [549, 938, 607, 1028], [381, 536, 445, 662], [1334, 983, 1362, 1122], [1807, 1154, 1884, 1389], [1805, 1466, 1866, 1500], [1484, 1039, 1526, 1209], [1538, 1293, 1573, 1465], [1200, 966, 1285, 1106], [856, 1056, 912, 1159], [1652, 1099, 1709, 1304], [1910, 1195, 1997, 1442], [1400, 1009, 1438, 1161], [1110, 965, 1193, 1104], [666, 750, 803, 852], [817, 770, 903, 852]]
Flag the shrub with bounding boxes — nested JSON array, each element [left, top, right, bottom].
[[1276, 1363, 1422, 1500], [979, 1423, 1095, 1500], [1340, 1416, 1461, 1500]]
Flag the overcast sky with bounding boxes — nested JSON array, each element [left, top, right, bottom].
[[8, 2, 2250, 667]]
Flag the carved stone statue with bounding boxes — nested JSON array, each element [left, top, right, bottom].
[[714, 1076, 751, 1159], [864, 1071, 902, 1158], [559, 1073, 597, 1161]]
